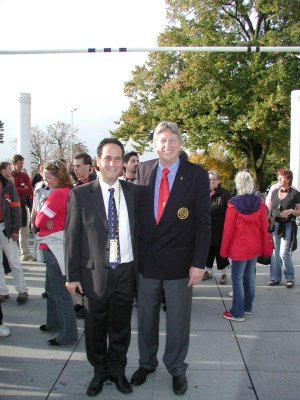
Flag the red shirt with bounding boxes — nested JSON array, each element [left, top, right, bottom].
[[0, 181, 2, 221], [35, 187, 71, 249], [12, 171, 33, 203]]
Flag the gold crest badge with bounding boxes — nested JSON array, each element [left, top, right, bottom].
[[177, 207, 189, 220]]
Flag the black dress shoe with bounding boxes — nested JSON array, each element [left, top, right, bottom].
[[110, 376, 132, 394], [87, 374, 106, 397], [47, 338, 61, 346], [131, 367, 154, 385], [40, 325, 56, 333], [173, 375, 187, 395]]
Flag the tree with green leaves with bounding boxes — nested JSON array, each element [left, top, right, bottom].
[[112, 0, 300, 190], [0, 120, 4, 144]]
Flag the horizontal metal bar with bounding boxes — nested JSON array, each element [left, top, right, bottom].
[[0, 46, 299, 55]]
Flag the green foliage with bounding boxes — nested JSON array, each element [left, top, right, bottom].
[[111, 0, 300, 190], [0, 120, 4, 144], [189, 143, 236, 191]]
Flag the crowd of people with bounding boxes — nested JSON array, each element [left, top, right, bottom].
[[0, 121, 299, 397]]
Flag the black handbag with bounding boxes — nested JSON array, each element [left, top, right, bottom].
[[257, 255, 271, 265]]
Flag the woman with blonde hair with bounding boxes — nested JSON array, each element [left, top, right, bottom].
[[220, 171, 272, 322], [36, 160, 78, 346]]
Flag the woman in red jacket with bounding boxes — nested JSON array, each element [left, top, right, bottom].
[[220, 171, 270, 322], [35, 160, 78, 346]]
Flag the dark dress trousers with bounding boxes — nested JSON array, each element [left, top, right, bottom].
[[65, 179, 138, 377], [136, 158, 211, 375]]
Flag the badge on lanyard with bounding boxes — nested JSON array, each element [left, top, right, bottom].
[[109, 239, 119, 263]]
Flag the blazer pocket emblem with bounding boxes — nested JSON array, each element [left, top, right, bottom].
[[177, 207, 189, 220]]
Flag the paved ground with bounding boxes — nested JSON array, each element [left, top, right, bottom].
[[1, 238, 300, 400]]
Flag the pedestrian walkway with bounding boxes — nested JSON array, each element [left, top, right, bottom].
[[1, 244, 300, 399]]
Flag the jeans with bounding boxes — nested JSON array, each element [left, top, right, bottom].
[[270, 222, 294, 282], [230, 258, 257, 318], [43, 250, 78, 344]]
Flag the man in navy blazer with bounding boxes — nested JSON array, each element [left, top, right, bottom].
[[131, 121, 211, 395], [65, 138, 138, 397]]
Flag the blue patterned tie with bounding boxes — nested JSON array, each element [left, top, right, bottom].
[[108, 188, 120, 269]]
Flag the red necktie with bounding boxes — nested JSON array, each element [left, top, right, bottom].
[[157, 168, 170, 225]]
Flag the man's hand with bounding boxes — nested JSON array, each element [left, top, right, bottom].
[[65, 281, 83, 296], [11, 232, 19, 241], [188, 266, 205, 287]]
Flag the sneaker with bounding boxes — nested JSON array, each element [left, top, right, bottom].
[[203, 271, 213, 280], [16, 292, 28, 304], [0, 324, 11, 337], [244, 311, 252, 315], [20, 255, 34, 261], [41, 291, 48, 299], [228, 291, 233, 297], [219, 274, 227, 285], [286, 281, 295, 289], [223, 311, 245, 322], [0, 294, 9, 302], [268, 280, 280, 286]]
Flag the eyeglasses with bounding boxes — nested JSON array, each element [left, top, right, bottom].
[[51, 160, 59, 170]]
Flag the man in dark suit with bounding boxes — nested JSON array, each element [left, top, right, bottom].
[[131, 122, 211, 395], [65, 138, 138, 397]]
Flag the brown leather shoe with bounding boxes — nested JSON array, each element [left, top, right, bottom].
[[202, 271, 213, 280], [219, 274, 227, 285]]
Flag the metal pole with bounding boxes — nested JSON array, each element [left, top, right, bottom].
[[0, 46, 299, 55]]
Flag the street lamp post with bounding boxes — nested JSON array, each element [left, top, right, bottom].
[[70, 108, 77, 162]]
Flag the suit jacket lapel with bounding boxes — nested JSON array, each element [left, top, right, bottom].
[[89, 180, 108, 231]]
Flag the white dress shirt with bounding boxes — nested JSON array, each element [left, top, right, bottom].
[[99, 178, 133, 264]]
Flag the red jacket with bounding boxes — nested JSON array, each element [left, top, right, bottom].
[[12, 171, 33, 204], [220, 196, 269, 261]]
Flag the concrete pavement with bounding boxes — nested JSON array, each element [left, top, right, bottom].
[[1, 242, 300, 399]]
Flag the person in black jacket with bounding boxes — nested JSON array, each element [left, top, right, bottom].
[[0, 162, 28, 304], [203, 170, 231, 285]]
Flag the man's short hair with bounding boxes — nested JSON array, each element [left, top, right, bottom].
[[74, 152, 93, 166], [0, 161, 11, 171], [97, 138, 125, 158], [153, 121, 183, 146], [12, 154, 24, 164], [123, 151, 139, 164]]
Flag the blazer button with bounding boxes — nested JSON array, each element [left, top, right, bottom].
[[106, 248, 109, 251], [105, 266, 108, 269]]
